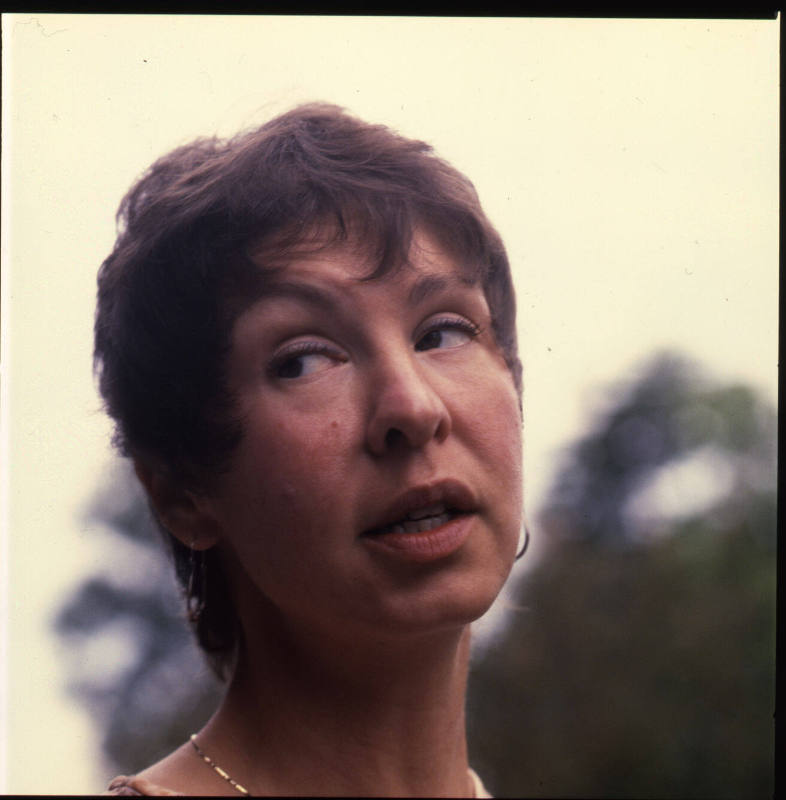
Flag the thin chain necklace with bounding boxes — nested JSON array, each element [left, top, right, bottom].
[[190, 732, 481, 797], [190, 734, 250, 796]]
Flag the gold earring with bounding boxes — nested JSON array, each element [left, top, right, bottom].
[[187, 540, 207, 622]]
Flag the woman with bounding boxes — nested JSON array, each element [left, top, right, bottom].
[[99, 103, 525, 797]]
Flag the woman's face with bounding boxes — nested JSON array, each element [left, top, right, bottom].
[[203, 230, 523, 642]]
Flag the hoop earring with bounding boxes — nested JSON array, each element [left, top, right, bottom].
[[187, 542, 207, 622], [515, 524, 531, 560]]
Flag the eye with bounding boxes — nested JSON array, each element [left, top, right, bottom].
[[270, 342, 347, 380], [415, 317, 480, 352]]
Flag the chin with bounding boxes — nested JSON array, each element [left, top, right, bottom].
[[374, 560, 513, 637]]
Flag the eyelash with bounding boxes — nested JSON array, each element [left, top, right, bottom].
[[269, 316, 482, 379], [416, 316, 482, 347], [268, 341, 345, 379]]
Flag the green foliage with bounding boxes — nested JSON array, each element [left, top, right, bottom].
[[468, 523, 775, 798], [541, 353, 775, 547], [468, 352, 776, 798]]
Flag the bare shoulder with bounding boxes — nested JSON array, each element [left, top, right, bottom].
[[104, 773, 185, 796], [126, 740, 228, 796]]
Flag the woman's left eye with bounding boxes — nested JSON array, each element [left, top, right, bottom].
[[415, 318, 480, 352]]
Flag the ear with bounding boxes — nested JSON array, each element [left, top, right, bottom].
[[133, 459, 220, 550]]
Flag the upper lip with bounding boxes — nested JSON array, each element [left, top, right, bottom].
[[362, 479, 478, 535]]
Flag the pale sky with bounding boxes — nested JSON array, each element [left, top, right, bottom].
[[1, 14, 779, 794]]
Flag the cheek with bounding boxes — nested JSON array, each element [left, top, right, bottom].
[[215, 407, 357, 542], [242, 399, 353, 476], [213, 407, 367, 618], [461, 368, 524, 521], [463, 368, 522, 461]]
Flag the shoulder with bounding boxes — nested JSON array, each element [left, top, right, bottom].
[[104, 774, 184, 796], [469, 767, 493, 799], [104, 739, 206, 796]]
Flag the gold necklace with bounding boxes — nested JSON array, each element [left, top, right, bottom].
[[190, 734, 250, 796], [190, 732, 481, 797]]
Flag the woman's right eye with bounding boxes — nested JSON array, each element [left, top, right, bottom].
[[270, 343, 346, 380]]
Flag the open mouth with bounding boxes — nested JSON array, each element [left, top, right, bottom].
[[365, 504, 465, 536], [362, 499, 474, 562], [360, 480, 478, 560]]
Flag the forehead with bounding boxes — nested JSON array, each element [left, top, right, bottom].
[[258, 228, 479, 290]]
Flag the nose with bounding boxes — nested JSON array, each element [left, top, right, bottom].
[[365, 352, 451, 456]]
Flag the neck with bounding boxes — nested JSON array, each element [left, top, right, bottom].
[[200, 605, 475, 797]]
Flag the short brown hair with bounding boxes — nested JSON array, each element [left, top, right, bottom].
[[94, 102, 521, 677]]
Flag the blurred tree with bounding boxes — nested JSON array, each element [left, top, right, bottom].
[[467, 352, 776, 798], [54, 460, 222, 776], [538, 352, 775, 547]]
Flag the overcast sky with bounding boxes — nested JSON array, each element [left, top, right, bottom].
[[2, 14, 778, 794]]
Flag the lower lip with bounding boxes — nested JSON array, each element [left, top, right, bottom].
[[362, 513, 474, 563]]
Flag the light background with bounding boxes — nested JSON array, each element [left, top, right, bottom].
[[1, 14, 778, 794]]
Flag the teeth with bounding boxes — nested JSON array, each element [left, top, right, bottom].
[[406, 504, 447, 521], [373, 511, 455, 536], [401, 513, 451, 533]]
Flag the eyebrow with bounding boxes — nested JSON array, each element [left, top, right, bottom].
[[254, 271, 476, 312], [255, 279, 341, 310], [407, 273, 475, 306]]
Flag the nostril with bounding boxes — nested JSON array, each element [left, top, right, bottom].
[[384, 428, 407, 450]]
